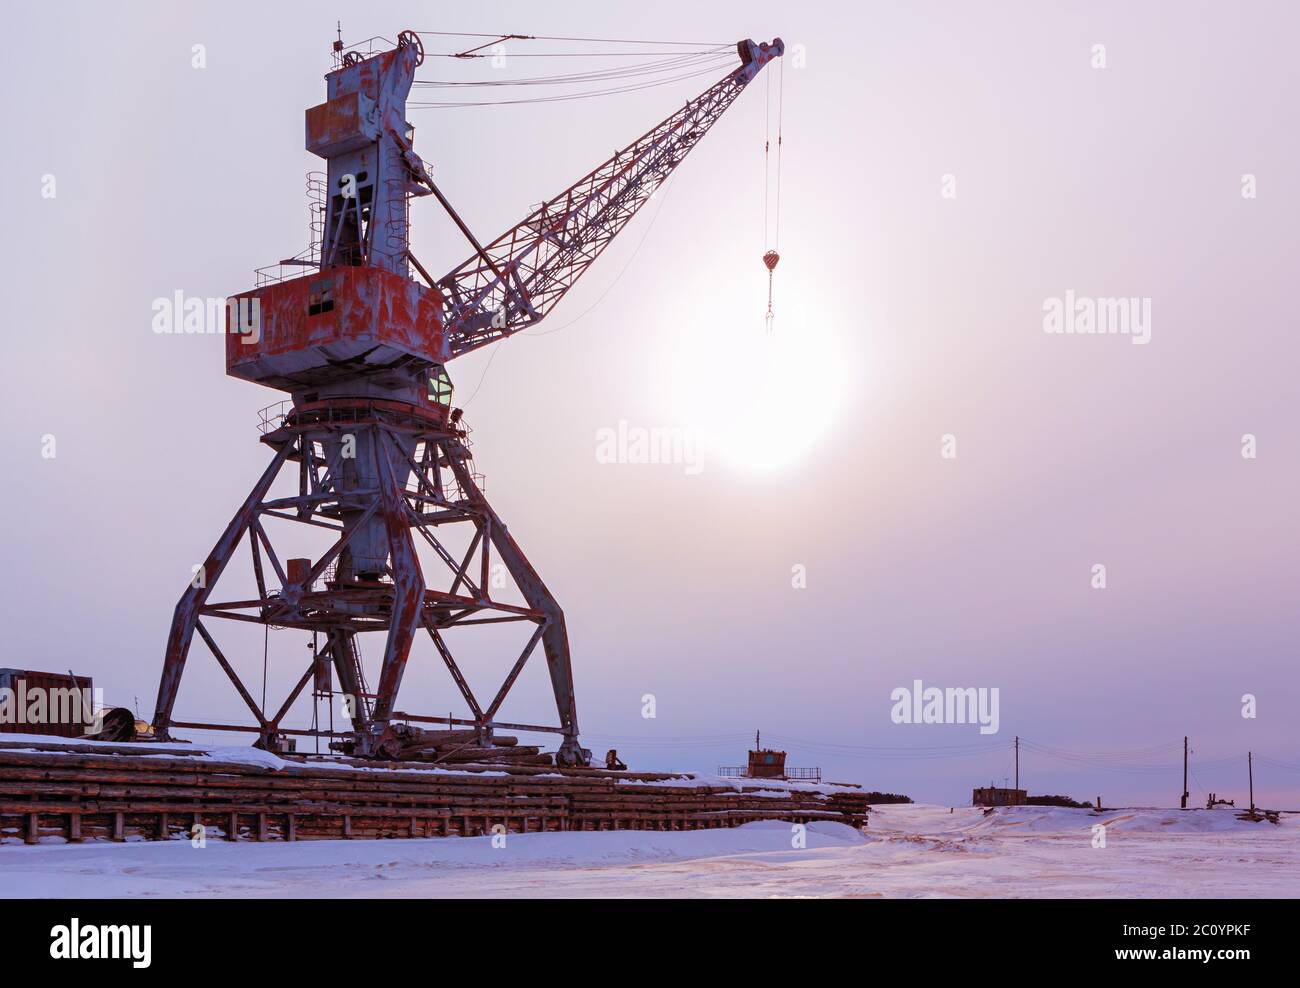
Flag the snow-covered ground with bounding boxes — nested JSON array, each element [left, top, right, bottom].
[[2, 804, 1295, 898]]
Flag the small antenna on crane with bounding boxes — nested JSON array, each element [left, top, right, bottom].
[[333, 22, 344, 55]]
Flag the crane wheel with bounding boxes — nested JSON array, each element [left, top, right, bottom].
[[398, 30, 425, 66]]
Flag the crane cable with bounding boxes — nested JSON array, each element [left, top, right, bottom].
[[461, 171, 682, 407], [413, 30, 730, 47], [762, 58, 784, 331], [413, 50, 732, 89], [410, 59, 734, 108]]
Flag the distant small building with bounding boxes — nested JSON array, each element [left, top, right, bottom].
[[747, 745, 787, 779], [973, 786, 1026, 807], [719, 731, 821, 782]]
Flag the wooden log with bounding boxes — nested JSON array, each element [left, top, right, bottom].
[[0, 745, 866, 845], [0, 745, 705, 783]]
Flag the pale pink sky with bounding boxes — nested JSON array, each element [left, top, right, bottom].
[[2, 1, 1297, 806]]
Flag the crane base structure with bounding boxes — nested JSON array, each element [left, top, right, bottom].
[[152, 395, 588, 765]]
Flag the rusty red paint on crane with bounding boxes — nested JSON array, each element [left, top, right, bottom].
[[226, 268, 447, 390]]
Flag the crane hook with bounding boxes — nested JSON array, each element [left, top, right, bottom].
[[763, 250, 780, 331]]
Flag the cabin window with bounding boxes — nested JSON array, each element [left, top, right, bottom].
[[308, 280, 334, 316], [428, 366, 453, 405]]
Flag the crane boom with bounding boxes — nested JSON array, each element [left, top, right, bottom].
[[436, 38, 784, 359]]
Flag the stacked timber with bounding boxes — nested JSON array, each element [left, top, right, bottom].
[[386, 729, 554, 766], [0, 740, 869, 844]]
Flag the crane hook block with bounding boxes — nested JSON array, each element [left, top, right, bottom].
[[763, 250, 780, 272]]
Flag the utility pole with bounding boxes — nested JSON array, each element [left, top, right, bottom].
[[1181, 736, 1189, 809], [1014, 736, 1019, 790], [1248, 751, 1254, 812]]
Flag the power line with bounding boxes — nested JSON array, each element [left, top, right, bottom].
[[1019, 738, 1184, 757], [1255, 755, 1300, 773], [767, 735, 1008, 753]]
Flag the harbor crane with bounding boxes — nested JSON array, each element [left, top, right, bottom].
[[152, 29, 784, 765]]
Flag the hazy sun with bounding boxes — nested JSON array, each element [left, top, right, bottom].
[[668, 305, 844, 474]]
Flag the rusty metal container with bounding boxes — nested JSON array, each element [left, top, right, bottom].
[[286, 558, 313, 586], [0, 669, 95, 738], [226, 267, 446, 391], [747, 747, 787, 779], [306, 91, 380, 157]]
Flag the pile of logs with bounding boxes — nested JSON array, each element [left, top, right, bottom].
[[0, 740, 870, 844], [383, 729, 554, 766]]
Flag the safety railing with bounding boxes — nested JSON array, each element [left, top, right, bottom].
[[259, 399, 455, 434], [258, 400, 294, 435], [254, 172, 325, 286], [716, 766, 821, 781], [332, 36, 395, 70], [784, 767, 822, 781], [255, 252, 319, 288], [306, 171, 326, 250]]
